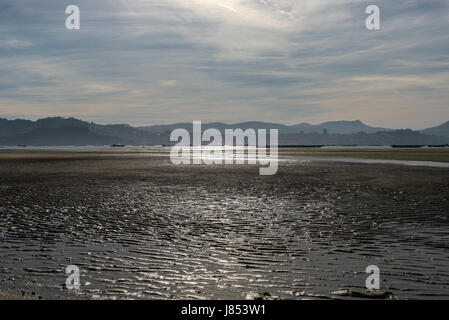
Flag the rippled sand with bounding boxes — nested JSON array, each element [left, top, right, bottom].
[[0, 151, 448, 299]]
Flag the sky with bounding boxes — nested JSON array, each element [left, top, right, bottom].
[[0, 0, 448, 129]]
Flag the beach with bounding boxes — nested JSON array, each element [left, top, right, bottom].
[[1, 149, 449, 299]]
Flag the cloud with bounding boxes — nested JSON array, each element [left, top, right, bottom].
[[0, 0, 448, 128]]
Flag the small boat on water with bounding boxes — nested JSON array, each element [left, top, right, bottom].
[[110, 144, 125, 147]]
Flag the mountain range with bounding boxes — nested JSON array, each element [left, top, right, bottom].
[[138, 120, 392, 135], [0, 117, 448, 146]]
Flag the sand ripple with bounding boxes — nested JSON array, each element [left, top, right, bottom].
[[1, 156, 448, 299]]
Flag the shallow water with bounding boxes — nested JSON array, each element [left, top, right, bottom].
[[0, 157, 448, 300], [3, 145, 448, 169]]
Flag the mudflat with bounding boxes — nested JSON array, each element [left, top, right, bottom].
[[0, 150, 448, 299], [279, 147, 449, 162]]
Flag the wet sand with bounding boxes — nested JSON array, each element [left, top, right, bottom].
[[279, 147, 449, 162], [1, 150, 449, 299]]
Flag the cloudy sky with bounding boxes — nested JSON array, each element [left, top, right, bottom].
[[0, 0, 448, 128]]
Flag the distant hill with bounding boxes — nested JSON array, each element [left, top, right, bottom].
[[138, 121, 288, 134], [0, 127, 124, 146], [138, 120, 391, 135], [0, 116, 448, 146], [0, 118, 36, 136], [279, 129, 449, 146], [421, 121, 449, 138], [0, 117, 166, 145], [290, 120, 391, 134]]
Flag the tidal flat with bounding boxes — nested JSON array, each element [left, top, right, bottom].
[[0, 150, 448, 299], [279, 147, 449, 162]]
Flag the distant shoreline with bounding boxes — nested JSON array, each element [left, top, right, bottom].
[[2, 147, 449, 163]]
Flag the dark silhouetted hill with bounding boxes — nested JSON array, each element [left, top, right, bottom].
[[0, 116, 448, 146], [290, 120, 391, 134], [139, 120, 391, 135], [279, 129, 449, 146], [0, 118, 36, 136], [0, 117, 166, 145], [421, 121, 449, 138], [0, 127, 125, 146]]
